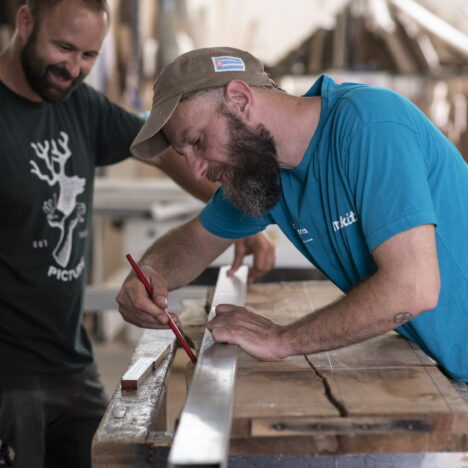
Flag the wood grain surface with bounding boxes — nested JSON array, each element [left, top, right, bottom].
[[92, 279, 468, 466], [229, 281, 468, 455]]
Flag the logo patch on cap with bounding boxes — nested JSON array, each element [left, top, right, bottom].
[[212, 56, 245, 72]]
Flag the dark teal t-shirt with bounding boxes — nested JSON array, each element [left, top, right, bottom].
[[200, 75, 468, 381], [0, 81, 142, 388]]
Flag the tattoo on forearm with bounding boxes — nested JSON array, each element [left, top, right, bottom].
[[393, 312, 413, 324]]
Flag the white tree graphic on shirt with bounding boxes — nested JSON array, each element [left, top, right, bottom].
[[30, 131, 86, 267]]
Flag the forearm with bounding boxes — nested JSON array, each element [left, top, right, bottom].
[[138, 216, 231, 290], [208, 224, 440, 361], [279, 269, 435, 358]]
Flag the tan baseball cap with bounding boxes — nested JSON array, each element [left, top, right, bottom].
[[131, 46, 276, 159]]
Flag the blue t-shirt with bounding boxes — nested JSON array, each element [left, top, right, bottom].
[[200, 75, 468, 382]]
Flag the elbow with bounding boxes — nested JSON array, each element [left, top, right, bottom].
[[407, 274, 440, 315], [415, 287, 440, 314]]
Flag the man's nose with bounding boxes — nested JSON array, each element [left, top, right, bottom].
[[185, 153, 208, 180], [67, 54, 83, 79]]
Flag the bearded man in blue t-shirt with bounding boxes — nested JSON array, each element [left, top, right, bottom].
[[120, 46, 468, 383]]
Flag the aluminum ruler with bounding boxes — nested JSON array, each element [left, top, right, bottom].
[[169, 265, 248, 468]]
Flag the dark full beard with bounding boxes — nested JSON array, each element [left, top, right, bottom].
[[213, 108, 282, 218], [20, 30, 84, 103]]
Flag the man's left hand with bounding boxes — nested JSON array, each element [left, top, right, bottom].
[[227, 232, 275, 284], [207, 304, 284, 360]]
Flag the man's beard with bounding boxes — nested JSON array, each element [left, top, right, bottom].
[[207, 108, 282, 218], [20, 30, 84, 103]]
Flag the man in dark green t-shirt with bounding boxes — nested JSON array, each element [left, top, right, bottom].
[[0, 2, 274, 467]]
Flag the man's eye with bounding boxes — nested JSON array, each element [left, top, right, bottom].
[[83, 52, 98, 60], [193, 138, 201, 148]]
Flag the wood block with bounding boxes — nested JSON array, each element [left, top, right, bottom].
[[121, 345, 170, 391]]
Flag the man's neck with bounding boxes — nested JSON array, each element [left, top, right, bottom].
[[260, 91, 321, 170]]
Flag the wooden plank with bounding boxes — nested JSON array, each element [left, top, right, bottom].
[[229, 432, 468, 456], [323, 366, 468, 418], [252, 415, 437, 436], [246, 280, 343, 325], [228, 280, 468, 456], [92, 330, 176, 468], [308, 332, 436, 370], [234, 359, 339, 419]]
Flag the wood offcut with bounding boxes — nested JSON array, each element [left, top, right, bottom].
[[121, 345, 170, 390]]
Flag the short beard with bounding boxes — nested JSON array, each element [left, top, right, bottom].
[[214, 108, 282, 218], [20, 29, 84, 103]]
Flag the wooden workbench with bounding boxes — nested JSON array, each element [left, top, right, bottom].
[[92, 280, 468, 467]]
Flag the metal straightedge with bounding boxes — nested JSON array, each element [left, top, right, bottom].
[[169, 265, 248, 468]]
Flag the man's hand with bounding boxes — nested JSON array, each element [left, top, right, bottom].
[[207, 304, 284, 360], [116, 264, 181, 329], [227, 232, 275, 284]]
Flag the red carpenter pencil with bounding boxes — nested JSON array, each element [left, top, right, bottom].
[[125, 254, 197, 364]]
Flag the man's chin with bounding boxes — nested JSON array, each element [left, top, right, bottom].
[[41, 85, 74, 103], [40, 73, 81, 102]]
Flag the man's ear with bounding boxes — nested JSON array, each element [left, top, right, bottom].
[[16, 6, 35, 43], [223, 80, 254, 118]]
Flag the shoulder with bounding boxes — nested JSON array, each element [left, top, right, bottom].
[[331, 82, 418, 127]]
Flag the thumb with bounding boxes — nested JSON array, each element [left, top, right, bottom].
[[227, 241, 245, 276]]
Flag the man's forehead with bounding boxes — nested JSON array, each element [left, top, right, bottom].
[[38, 1, 108, 38]]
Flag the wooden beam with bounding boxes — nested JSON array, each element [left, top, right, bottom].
[[92, 331, 175, 467], [390, 0, 468, 58]]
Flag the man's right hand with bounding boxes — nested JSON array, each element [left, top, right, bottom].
[[116, 264, 181, 329]]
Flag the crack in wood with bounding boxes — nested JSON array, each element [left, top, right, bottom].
[[305, 355, 348, 417]]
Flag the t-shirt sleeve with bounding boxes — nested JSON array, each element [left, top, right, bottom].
[[200, 187, 271, 239], [82, 84, 143, 166], [346, 121, 437, 251]]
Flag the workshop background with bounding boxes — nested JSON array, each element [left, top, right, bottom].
[[1, 0, 467, 409]]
